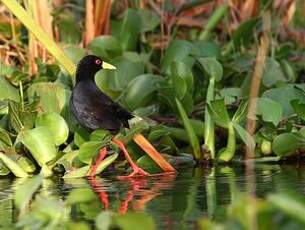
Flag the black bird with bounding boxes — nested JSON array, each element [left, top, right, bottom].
[[71, 55, 149, 177]]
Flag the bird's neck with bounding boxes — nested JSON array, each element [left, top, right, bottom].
[[75, 69, 97, 82]]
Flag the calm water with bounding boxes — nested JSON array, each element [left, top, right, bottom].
[[1, 163, 305, 229]]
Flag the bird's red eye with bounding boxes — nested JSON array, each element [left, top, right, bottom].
[[95, 59, 102, 65]]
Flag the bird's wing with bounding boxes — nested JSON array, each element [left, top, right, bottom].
[[71, 82, 132, 131]]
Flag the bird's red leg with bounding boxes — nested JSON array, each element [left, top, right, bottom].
[[89, 147, 108, 177], [112, 137, 149, 178]]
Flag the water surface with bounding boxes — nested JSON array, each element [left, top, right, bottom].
[[1, 163, 305, 229]]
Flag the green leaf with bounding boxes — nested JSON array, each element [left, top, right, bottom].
[[137, 155, 162, 174], [272, 133, 305, 157], [138, 9, 160, 32], [0, 159, 10, 176], [89, 35, 123, 60], [208, 99, 231, 128], [262, 58, 287, 87], [95, 56, 145, 94], [74, 127, 90, 148], [62, 165, 90, 179], [162, 40, 195, 73], [117, 9, 141, 51], [17, 156, 36, 173], [27, 82, 71, 114], [14, 175, 43, 211], [15, 127, 57, 167], [87, 153, 118, 176], [232, 17, 259, 49], [232, 122, 255, 152], [122, 74, 161, 111], [291, 99, 305, 121], [35, 112, 69, 146], [255, 98, 283, 126], [219, 87, 241, 104], [63, 45, 86, 64], [170, 61, 194, 93], [262, 86, 305, 117], [0, 127, 12, 146], [0, 77, 19, 102], [176, 98, 201, 160], [78, 141, 104, 164], [0, 152, 28, 177], [197, 57, 223, 81], [232, 100, 248, 124], [193, 41, 221, 59]]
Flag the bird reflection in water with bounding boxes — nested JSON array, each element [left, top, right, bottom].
[[88, 172, 176, 214]]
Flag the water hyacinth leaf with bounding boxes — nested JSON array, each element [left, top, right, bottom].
[[262, 58, 287, 87], [78, 141, 105, 164], [219, 87, 241, 104], [197, 57, 223, 81], [15, 127, 57, 167], [137, 155, 162, 174], [0, 159, 10, 176], [171, 61, 194, 93], [208, 99, 231, 128], [217, 123, 236, 162], [35, 112, 69, 146], [138, 9, 160, 32], [63, 45, 86, 64], [66, 188, 96, 204], [74, 127, 90, 148], [14, 175, 43, 211], [0, 77, 20, 102], [0, 152, 28, 177], [291, 99, 305, 121], [27, 82, 71, 114], [89, 35, 123, 60], [232, 122, 255, 152], [232, 100, 248, 124], [87, 153, 118, 176], [17, 156, 36, 173], [176, 98, 201, 160], [63, 165, 90, 179], [232, 17, 259, 49], [95, 57, 144, 94], [122, 74, 161, 111], [117, 9, 141, 51], [90, 129, 111, 142], [0, 127, 12, 146], [262, 86, 305, 117], [272, 133, 305, 157], [255, 98, 282, 126], [193, 41, 221, 59], [162, 40, 196, 73]]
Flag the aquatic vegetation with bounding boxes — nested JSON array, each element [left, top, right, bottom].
[[1, 0, 305, 228]]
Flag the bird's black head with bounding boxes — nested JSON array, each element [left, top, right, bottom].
[[76, 55, 103, 82]]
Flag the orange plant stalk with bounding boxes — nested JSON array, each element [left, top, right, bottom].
[[85, 0, 95, 46], [94, 0, 111, 35], [133, 133, 176, 172]]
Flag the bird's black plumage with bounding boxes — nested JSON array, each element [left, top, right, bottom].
[[71, 55, 133, 132]]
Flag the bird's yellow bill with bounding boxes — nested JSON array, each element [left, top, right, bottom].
[[102, 62, 116, 69]]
